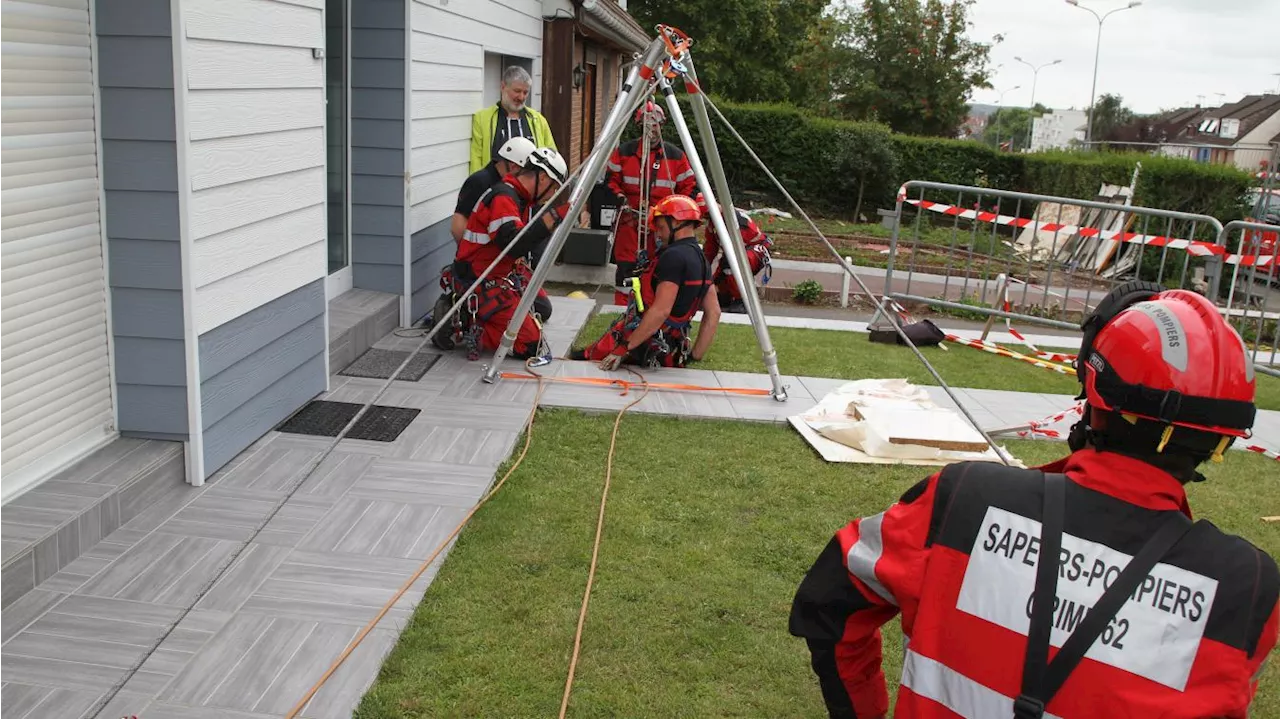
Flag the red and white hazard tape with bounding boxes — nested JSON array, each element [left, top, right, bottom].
[[1014, 402, 1086, 439], [990, 273, 1080, 363], [1244, 444, 1280, 463], [944, 333, 1077, 376], [903, 197, 1276, 268]]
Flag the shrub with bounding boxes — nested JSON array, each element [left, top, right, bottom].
[[663, 98, 1254, 225], [792, 279, 824, 304]]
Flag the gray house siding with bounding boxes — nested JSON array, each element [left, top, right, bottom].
[[198, 281, 326, 476], [411, 219, 453, 321], [351, 0, 407, 299], [96, 0, 188, 439]]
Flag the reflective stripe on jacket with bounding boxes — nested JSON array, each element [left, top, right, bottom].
[[606, 139, 697, 218], [789, 450, 1279, 719]]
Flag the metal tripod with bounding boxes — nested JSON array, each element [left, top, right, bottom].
[[481, 29, 788, 401]]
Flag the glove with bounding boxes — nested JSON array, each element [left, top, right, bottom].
[[599, 344, 628, 371]]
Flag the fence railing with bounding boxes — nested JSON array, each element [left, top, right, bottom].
[[880, 181, 1280, 373], [1220, 220, 1280, 372], [885, 180, 1225, 328]]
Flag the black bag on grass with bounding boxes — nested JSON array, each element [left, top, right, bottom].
[[868, 318, 945, 348]]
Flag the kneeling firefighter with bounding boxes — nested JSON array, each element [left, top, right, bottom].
[[572, 194, 721, 370], [696, 194, 773, 314], [435, 147, 569, 360], [790, 281, 1278, 719]]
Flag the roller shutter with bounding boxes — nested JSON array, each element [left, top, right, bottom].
[[1, 0, 114, 498]]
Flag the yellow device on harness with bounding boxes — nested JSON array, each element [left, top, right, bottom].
[[629, 277, 645, 313]]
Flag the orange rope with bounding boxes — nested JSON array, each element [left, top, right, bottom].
[[284, 376, 548, 719], [558, 368, 651, 718], [499, 370, 772, 396]]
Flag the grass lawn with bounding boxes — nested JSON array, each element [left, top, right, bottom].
[[356, 410, 1280, 718], [570, 312, 1280, 411]]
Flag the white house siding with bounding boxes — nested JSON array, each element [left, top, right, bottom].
[[405, 0, 542, 320], [182, 0, 328, 334], [1, 0, 116, 500], [180, 0, 328, 478]]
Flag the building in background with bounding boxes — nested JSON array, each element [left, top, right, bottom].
[[0, 0, 649, 601], [1029, 109, 1088, 152], [1108, 95, 1280, 170], [540, 0, 648, 169]]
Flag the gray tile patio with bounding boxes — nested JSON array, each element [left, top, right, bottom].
[[4, 294, 1276, 719]]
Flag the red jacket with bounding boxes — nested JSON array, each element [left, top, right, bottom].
[[606, 139, 697, 217], [703, 207, 769, 263], [790, 450, 1279, 719], [457, 176, 558, 279]]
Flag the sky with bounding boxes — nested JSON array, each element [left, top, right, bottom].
[[964, 0, 1280, 115]]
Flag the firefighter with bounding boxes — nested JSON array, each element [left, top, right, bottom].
[[446, 136, 552, 323], [451, 136, 536, 243], [697, 195, 774, 314], [790, 281, 1278, 719], [435, 147, 569, 360], [605, 100, 697, 306], [571, 194, 720, 370]]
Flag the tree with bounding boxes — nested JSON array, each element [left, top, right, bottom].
[[834, 0, 996, 136], [1089, 93, 1135, 145], [982, 104, 1048, 152], [629, 0, 830, 104]]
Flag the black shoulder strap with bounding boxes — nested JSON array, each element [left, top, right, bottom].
[[1015, 474, 1198, 718], [1018, 472, 1065, 716]]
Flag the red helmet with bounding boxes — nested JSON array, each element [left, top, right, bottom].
[[635, 100, 666, 125], [1079, 288, 1256, 438], [649, 194, 702, 230]]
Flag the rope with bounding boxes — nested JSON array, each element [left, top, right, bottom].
[[284, 367, 549, 719], [558, 368, 651, 718], [498, 369, 771, 396]]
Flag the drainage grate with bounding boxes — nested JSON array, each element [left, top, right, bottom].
[[277, 401, 421, 442], [339, 348, 440, 381]]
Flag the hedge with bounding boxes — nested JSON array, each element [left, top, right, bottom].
[[658, 99, 1254, 223]]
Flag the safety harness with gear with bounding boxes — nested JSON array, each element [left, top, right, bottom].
[[579, 195, 712, 368], [436, 147, 569, 360]]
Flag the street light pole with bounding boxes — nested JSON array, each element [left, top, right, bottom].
[[1066, 0, 1142, 149], [994, 85, 1021, 151], [1014, 56, 1062, 111], [1013, 56, 1064, 150]]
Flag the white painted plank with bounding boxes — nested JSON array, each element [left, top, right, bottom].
[[410, 139, 468, 176], [185, 0, 323, 49], [492, 0, 543, 20], [195, 241, 326, 334], [273, 0, 324, 8], [411, 116, 471, 150], [411, 64, 482, 92], [188, 166, 325, 240], [430, 0, 540, 39], [186, 88, 324, 141], [189, 127, 325, 191], [411, 2, 539, 58], [411, 90, 482, 121], [192, 204, 325, 288], [410, 32, 482, 69], [410, 163, 467, 206], [186, 38, 323, 90], [410, 193, 457, 234]]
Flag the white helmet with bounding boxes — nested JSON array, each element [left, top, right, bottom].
[[526, 147, 568, 186], [496, 136, 536, 168]]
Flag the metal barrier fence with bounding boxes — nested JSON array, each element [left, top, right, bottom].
[[884, 180, 1226, 332], [1221, 220, 1280, 373]]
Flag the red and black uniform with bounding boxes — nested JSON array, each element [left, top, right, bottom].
[[790, 450, 1279, 719], [703, 208, 773, 310], [582, 237, 710, 368], [449, 176, 561, 358], [606, 139, 697, 304]]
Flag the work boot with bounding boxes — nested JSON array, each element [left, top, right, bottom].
[[429, 294, 456, 351], [567, 348, 587, 361]]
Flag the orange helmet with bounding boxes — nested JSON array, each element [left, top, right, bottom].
[[649, 195, 702, 231], [1076, 284, 1256, 444]]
